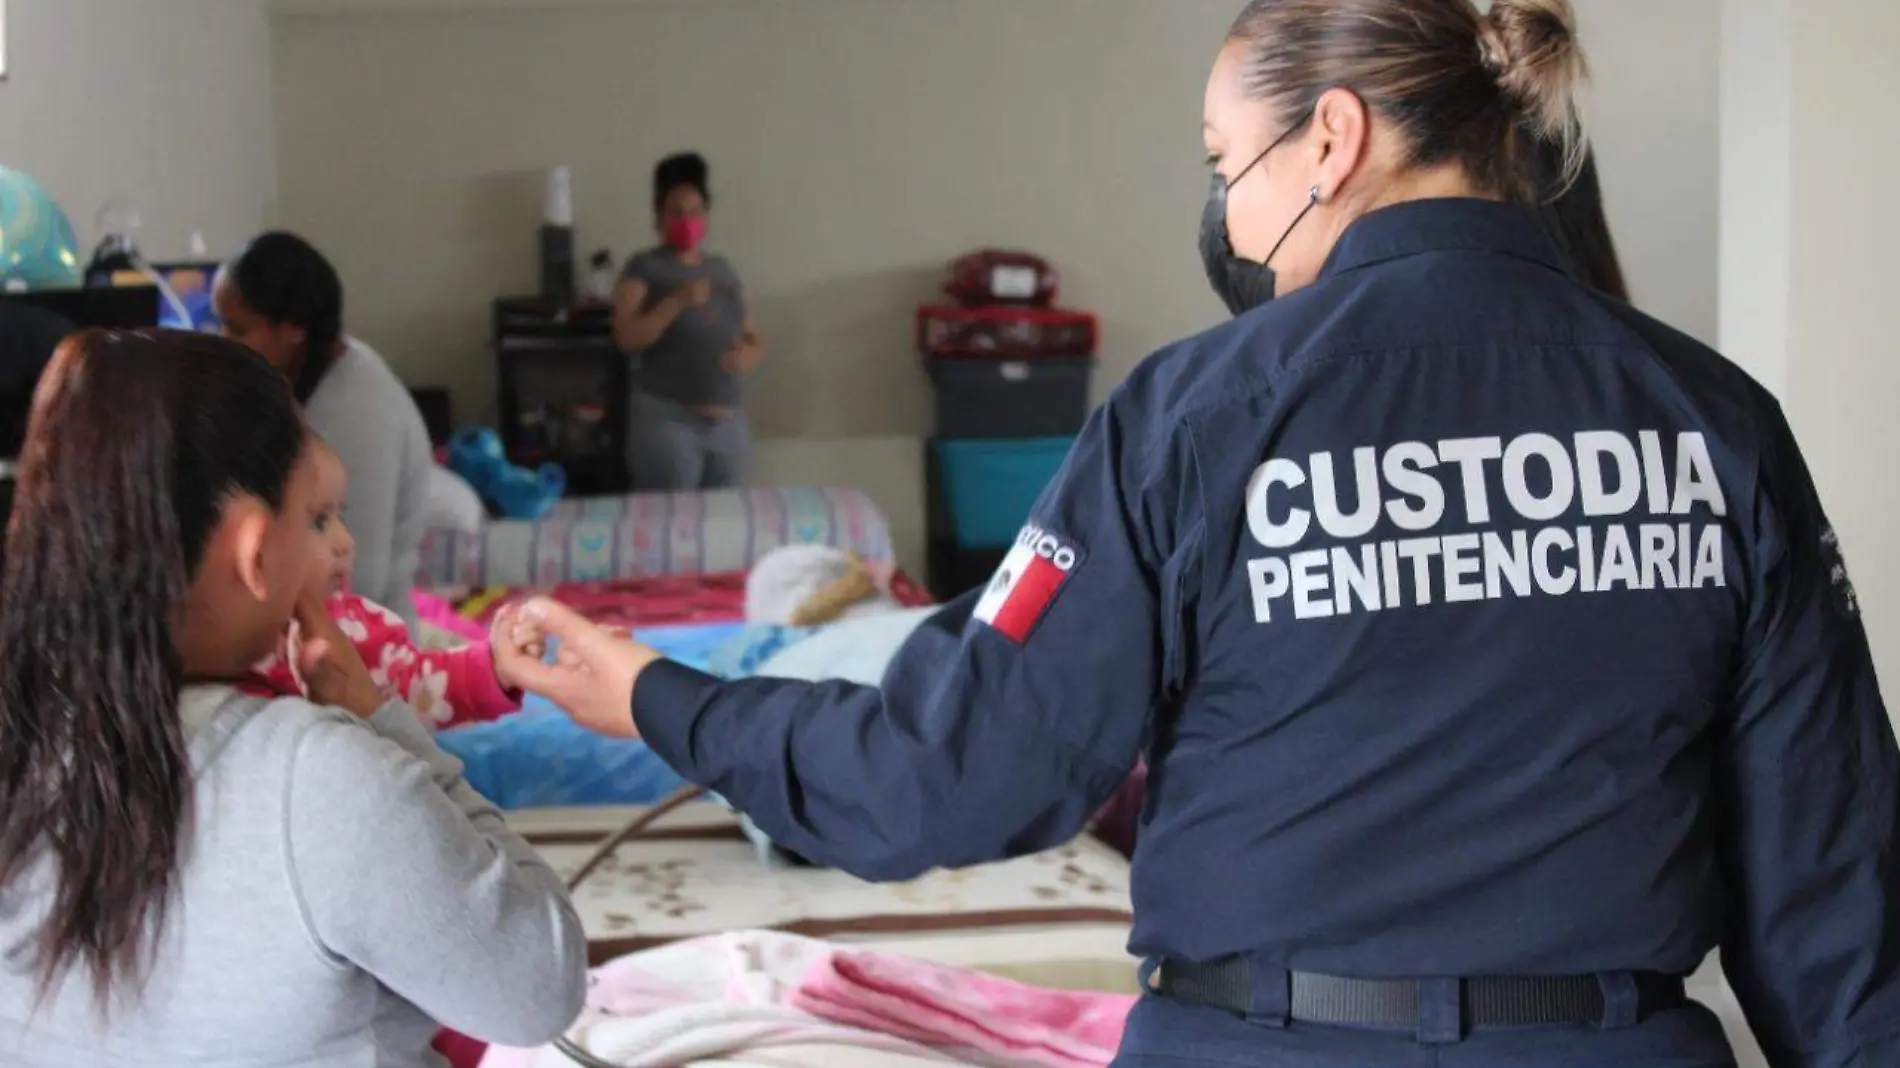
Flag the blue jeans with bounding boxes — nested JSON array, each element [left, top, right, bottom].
[[1113, 995, 1737, 1068], [624, 389, 751, 492]]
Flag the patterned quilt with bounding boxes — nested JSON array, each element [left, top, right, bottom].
[[416, 487, 894, 590]]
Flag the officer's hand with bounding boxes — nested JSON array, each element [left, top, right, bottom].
[[487, 604, 539, 693], [497, 597, 658, 739]]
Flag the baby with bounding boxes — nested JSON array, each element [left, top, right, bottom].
[[244, 439, 524, 729]]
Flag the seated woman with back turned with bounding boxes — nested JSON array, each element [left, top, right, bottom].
[[216, 232, 434, 629], [0, 331, 585, 1067]]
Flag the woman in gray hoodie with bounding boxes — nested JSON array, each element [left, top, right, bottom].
[[0, 330, 585, 1067]]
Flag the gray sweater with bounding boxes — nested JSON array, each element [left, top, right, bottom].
[[304, 339, 433, 627], [0, 688, 588, 1067]]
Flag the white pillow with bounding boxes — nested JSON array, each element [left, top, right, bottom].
[[745, 544, 904, 625], [745, 544, 856, 624], [424, 466, 486, 536]]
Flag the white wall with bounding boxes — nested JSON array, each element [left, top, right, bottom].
[[1781, 0, 1900, 689], [269, 0, 1719, 570], [1708, 4, 1900, 1064], [1720, 0, 1900, 686], [1578, 0, 1720, 344], [1717, 0, 1791, 395], [0, 0, 277, 261]]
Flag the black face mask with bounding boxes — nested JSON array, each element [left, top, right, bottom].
[[1199, 113, 1321, 316]]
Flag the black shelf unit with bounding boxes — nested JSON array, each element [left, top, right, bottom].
[[492, 296, 630, 497]]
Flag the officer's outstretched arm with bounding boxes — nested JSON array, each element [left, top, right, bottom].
[[631, 400, 1198, 882], [1716, 409, 1900, 1068]]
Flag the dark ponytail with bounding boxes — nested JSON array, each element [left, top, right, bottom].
[[224, 231, 345, 403], [1526, 141, 1628, 300], [0, 329, 306, 1004]]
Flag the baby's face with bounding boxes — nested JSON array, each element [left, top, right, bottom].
[[308, 448, 356, 598]]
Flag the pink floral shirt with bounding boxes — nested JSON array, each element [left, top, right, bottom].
[[243, 592, 520, 731]]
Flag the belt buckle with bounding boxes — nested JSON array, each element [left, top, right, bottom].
[[1241, 956, 1289, 1029], [1596, 972, 1640, 1030], [1417, 977, 1465, 1045]]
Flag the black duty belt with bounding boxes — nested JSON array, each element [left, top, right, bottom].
[[1148, 958, 1686, 1034]]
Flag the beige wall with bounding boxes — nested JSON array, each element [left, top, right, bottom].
[[270, 0, 1245, 567], [0, 0, 276, 260], [270, 0, 1719, 569], [270, 0, 1242, 430]]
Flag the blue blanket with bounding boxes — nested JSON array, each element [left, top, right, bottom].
[[439, 610, 940, 810], [437, 622, 741, 808]]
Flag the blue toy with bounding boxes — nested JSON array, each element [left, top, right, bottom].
[[446, 427, 567, 520], [0, 167, 83, 289]]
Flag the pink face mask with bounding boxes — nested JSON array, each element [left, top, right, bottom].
[[664, 216, 709, 252]]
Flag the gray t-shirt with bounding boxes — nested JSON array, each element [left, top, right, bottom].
[[0, 688, 587, 1067], [620, 248, 747, 408]]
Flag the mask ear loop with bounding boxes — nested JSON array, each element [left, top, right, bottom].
[[1264, 185, 1323, 266], [1218, 106, 1320, 261]]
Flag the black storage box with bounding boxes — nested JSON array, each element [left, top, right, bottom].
[[927, 356, 1093, 439]]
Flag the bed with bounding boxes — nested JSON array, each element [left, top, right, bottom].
[[416, 484, 913, 807], [508, 801, 1139, 993]]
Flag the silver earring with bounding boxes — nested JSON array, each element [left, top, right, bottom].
[[1309, 185, 1322, 204]]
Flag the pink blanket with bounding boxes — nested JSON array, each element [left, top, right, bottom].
[[479, 931, 1132, 1068], [791, 950, 1135, 1068], [414, 588, 489, 643]]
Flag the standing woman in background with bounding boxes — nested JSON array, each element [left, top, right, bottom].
[[613, 152, 764, 491], [215, 232, 434, 628]]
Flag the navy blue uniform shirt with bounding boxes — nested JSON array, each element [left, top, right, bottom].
[[634, 198, 1900, 1068]]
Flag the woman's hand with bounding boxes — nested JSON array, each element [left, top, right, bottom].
[[494, 598, 661, 739], [721, 320, 764, 376], [678, 278, 714, 308], [720, 339, 763, 376], [291, 591, 386, 718]]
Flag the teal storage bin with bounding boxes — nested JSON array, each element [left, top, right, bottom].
[[934, 436, 1075, 549]]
